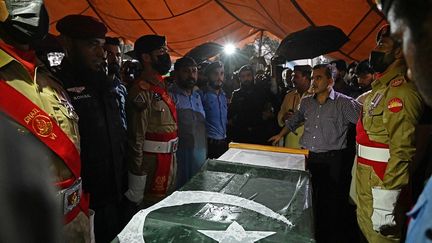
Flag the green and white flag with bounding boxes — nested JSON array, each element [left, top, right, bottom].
[[116, 159, 314, 243]]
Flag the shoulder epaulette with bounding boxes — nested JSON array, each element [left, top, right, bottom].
[[137, 80, 151, 90]]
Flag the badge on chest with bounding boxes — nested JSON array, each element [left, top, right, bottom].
[[153, 93, 162, 101]]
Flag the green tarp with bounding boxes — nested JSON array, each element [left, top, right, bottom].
[[115, 159, 314, 242]]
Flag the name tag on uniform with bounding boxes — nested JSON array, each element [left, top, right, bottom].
[[72, 94, 92, 100]]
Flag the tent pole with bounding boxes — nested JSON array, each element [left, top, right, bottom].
[[258, 30, 264, 57]]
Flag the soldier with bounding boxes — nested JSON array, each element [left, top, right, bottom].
[[125, 35, 178, 207], [375, 1, 432, 242], [355, 24, 423, 242], [55, 15, 127, 243], [0, 1, 89, 242], [277, 65, 311, 148]]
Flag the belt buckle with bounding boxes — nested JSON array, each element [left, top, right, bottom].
[[356, 144, 359, 157], [169, 137, 179, 153], [62, 178, 82, 215]]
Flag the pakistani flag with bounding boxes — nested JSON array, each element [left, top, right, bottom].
[[115, 159, 314, 242]]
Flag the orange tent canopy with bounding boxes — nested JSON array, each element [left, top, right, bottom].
[[45, 0, 385, 62]]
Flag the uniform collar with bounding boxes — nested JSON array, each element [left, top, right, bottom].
[[206, 85, 225, 95], [372, 60, 407, 89], [0, 40, 36, 77], [171, 83, 193, 96]]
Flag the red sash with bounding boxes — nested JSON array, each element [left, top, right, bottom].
[[151, 75, 177, 122], [147, 76, 178, 196], [145, 131, 178, 196], [0, 81, 88, 223], [356, 115, 389, 180]]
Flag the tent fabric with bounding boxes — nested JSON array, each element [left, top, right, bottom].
[[45, 0, 385, 62]]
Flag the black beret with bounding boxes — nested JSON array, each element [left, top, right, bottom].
[[293, 65, 312, 73], [174, 56, 197, 71], [134, 34, 166, 57], [56, 15, 107, 39]]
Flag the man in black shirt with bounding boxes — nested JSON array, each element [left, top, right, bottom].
[[55, 15, 127, 243]]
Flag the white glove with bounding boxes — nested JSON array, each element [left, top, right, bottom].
[[124, 173, 147, 204], [371, 187, 401, 232]]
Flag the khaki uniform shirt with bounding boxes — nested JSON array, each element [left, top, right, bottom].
[[0, 46, 89, 242], [278, 90, 306, 148], [0, 48, 79, 183], [126, 74, 177, 193], [362, 61, 423, 189]]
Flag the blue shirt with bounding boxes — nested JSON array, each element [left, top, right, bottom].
[[169, 85, 206, 149], [285, 89, 361, 152], [199, 87, 228, 140], [169, 85, 207, 187], [406, 177, 432, 243]]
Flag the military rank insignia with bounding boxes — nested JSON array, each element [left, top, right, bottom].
[[368, 92, 383, 115], [387, 98, 403, 113], [153, 93, 162, 101], [133, 93, 147, 110]]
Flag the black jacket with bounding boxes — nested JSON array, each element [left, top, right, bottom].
[[54, 60, 127, 207]]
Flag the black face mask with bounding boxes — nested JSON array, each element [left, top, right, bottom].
[[369, 50, 396, 73], [152, 53, 171, 75], [178, 78, 196, 89], [1, 0, 49, 44]]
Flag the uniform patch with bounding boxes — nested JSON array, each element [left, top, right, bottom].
[[387, 98, 403, 113], [138, 81, 150, 90], [390, 78, 404, 87], [67, 86, 86, 93], [133, 93, 147, 110], [153, 93, 162, 101]]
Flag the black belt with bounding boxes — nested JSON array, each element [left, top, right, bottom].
[[208, 138, 226, 145], [308, 149, 343, 159]]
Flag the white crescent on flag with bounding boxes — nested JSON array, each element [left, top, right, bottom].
[[117, 190, 294, 243]]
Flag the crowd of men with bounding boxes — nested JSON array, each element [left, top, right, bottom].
[[1, 0, 432, 242]]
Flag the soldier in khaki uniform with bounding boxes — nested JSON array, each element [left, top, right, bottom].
[[0, 1, 90, 242], [277, 65, 311, 148], [355, 25, 423, 242], [125, 35, 178, 207]]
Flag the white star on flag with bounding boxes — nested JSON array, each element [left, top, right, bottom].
[[198, 221, 276, 243]]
